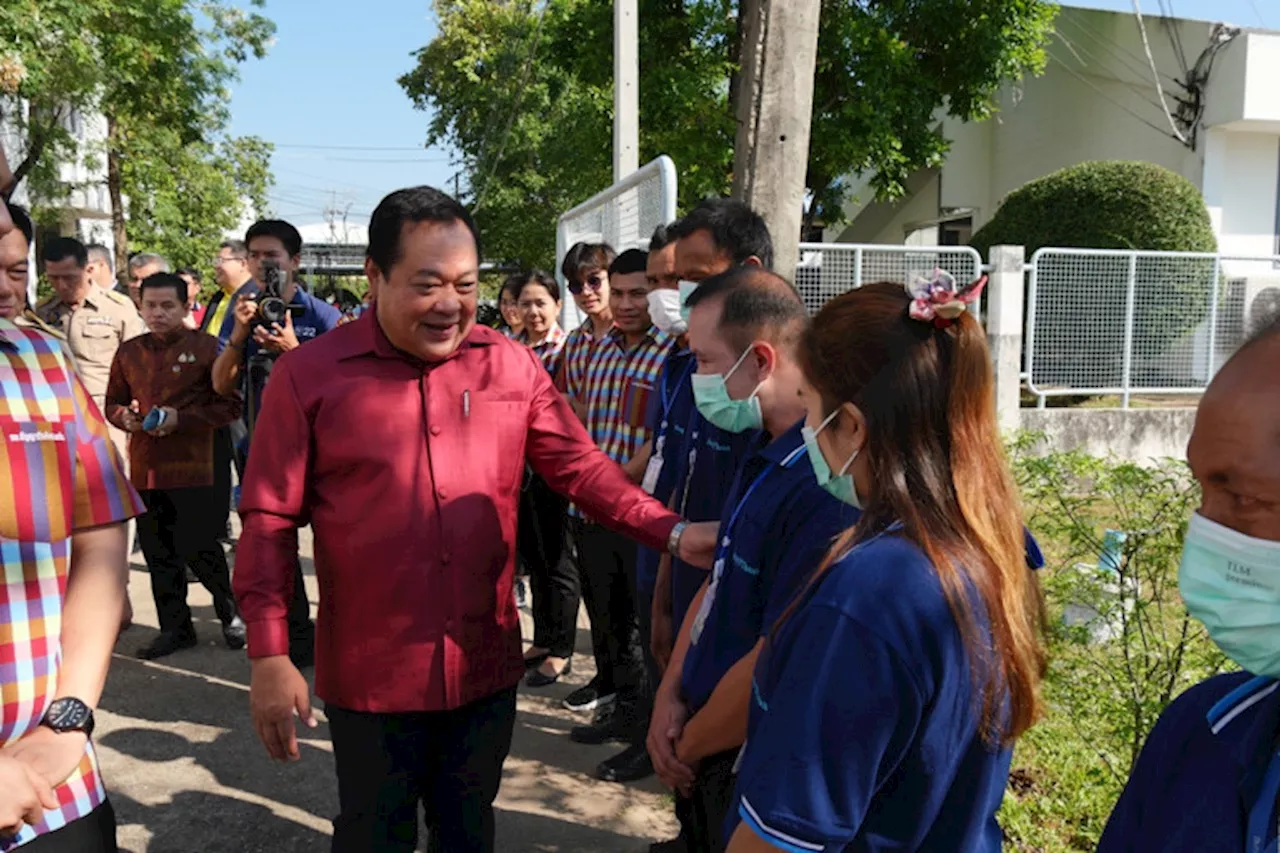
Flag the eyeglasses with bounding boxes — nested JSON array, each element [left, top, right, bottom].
[[213, 256, 246, 267], [568, 272, 607, 296]]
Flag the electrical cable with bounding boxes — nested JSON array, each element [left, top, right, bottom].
[[1131, 0, 1188, 144], [1046, 48, 1182, 141]]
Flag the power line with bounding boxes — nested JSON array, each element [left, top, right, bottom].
[[274, 151, 452, 164], [1059, 14, 1181, 87], [1131, 0, 1188, 144], [1052, 32, 1168, 111], [1248, 0, 1268, 27], [273, 143, 436, 152], [1046, 48, 1182, 141]]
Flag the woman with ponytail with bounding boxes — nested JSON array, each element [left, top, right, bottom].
[[724, 273, 1047, 853]]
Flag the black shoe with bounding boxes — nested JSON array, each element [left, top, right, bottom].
[[222, 617, 247, 650], [570, 704, 635, 745], [525, 658, 571, 688], [563, 676, 617, 713], [137, 630, 197, 660], [597, 742, 655, 783], [523, 651, 549, 670]]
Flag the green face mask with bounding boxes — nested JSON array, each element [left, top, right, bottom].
[[678, 280, 698, 323], [691, 346, 764, 434], [802, 409, 861, 508]]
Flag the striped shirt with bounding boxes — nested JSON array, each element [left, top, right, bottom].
[[571, 324, 672, 519], [0, 319, 143, 848], [517, 324, 568, 377], [554, 318, 608, 399]]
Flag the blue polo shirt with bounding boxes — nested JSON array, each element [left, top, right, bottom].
[[635, 347, 698, 595], [1098, 670, 1280, 853], [681, 421, 857, 713], [667, 409, 757, 630], [729, 531, 1012, 852]]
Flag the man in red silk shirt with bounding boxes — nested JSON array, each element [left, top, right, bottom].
[[233, 186, 716, 853]]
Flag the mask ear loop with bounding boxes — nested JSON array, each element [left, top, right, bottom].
[[817, 408, 859, 476], [725, 344, 770, 400]]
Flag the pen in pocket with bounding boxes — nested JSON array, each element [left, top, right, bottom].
[[463, 389, 470, 418]]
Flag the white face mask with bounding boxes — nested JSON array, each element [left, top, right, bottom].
[[647, 288, 687, 335]]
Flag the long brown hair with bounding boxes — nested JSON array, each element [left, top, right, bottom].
[[793, 281, 1046, 744]]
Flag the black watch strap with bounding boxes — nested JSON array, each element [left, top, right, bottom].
[[42, 697, 95, 737]]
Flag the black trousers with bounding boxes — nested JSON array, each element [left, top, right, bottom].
[[138, 487, 237, 634], [19, 801, 118, 852], [212, 424, 235, 538], [684, 750, 738, 853], [518, 475, 577, 658], [327, 687, 518, 853], [575, 521, 647, 723]]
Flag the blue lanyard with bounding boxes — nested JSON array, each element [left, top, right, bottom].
[[713, 445, 806, 565], [1248, 751, 1280, 853], [659, 359, 695, 427]]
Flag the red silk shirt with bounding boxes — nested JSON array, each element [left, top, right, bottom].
[[233, 314, 680, 712]]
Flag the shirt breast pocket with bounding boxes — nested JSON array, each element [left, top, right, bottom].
[[622, 380, 654, 430], [0, 420, 76, 543], [470, 394, 527, 485], [77, 321, 118, 354]]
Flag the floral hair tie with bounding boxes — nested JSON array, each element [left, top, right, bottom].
[[906, 269, 988, 328]]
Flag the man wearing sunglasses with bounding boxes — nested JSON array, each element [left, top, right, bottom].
[[555, 243, 616, 423]]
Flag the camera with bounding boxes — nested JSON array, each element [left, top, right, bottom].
[[256, 259, 290, 328]]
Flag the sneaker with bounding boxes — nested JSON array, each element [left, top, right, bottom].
[[563, 676, 617, 713], [515, 576, 530, 610]]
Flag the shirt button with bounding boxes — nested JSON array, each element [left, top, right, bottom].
[[438, 488, 448, 500], [430, 425, 441, 436]]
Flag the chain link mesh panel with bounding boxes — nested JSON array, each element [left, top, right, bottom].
[[557, 157, 678, 330], [1026, 249, 1280, 404], [795, 244, 984, 317]]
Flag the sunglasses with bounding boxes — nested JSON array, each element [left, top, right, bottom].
[[568, 272, 607, 296]]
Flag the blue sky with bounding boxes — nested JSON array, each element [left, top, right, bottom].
[[226, 0, 1272, 229]]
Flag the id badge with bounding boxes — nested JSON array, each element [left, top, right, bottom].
[[642, 452, 663, 495]]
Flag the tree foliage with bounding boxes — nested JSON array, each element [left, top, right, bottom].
[[0, 0, 274, 274], [401, 0, 1057, 267]]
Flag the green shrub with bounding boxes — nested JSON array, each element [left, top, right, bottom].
[[972, 162, 1219, 390], [1000, 438, 1229, 851], [970, 161, 1216, 257]]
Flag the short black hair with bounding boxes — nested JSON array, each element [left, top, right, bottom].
[[140, 272, 187, 304], [561, 242, 617, 286], [500, 274, 524, 302], [649, 223, 674, 252], [515, 270, 560, 304], [177, 266, 201, 282], [5, 200, 33, 246], [608, 248, 648, 278], [245, 219, 303, 258], [42, 237, 88, 268], [685, 266, 807, 351], [669, 199, 774, 270], [366, 186, 481, 275]]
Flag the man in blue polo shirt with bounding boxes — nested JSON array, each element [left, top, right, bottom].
[[211, 219, 340, 670], [646, 267, 856, 853], [1098, 318, 1280, 853]]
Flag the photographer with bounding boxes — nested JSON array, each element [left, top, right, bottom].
[[212, 220, 340, 669]]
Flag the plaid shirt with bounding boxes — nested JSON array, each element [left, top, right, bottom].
[[554, 318, 608, 398], [571, 324, 673, 519], [517, 324, 568, 377], [0, 320, 143, 848]]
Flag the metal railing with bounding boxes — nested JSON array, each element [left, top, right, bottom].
[[1025, 248, 1280, 407], [795, 242, 984, 317]]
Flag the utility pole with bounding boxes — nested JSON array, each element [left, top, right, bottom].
[[613, 0, 639, 182], [732, 0, 821, 274]]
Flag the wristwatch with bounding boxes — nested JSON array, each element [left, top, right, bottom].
[[667, 521, 688, 558], [40, 698, 95, 737]]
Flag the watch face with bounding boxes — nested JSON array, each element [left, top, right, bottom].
[[46, 698, 91, 731]]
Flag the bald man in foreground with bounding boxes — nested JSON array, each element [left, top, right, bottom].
[[1098, 318, 1280, 853]]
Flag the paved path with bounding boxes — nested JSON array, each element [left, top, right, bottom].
[[99, 529, 675, 852]]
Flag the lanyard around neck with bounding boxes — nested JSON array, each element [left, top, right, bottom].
[[1247, 751, 1280, 853]]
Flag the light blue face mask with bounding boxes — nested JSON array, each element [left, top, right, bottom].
[[691, 346, 764, 434], [802, 409, 861, 508], [1179, 512, 1280, 677], [678, 280, 699, 323]]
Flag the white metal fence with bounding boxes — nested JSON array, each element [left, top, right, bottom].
[[795, 243, 984, 317], [557, 156, 678, 332], [1025, 248, 1280, 407]]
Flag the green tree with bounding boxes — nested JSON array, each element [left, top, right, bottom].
[[400, 0, 1057, 267], [0, 0, 274, 276]]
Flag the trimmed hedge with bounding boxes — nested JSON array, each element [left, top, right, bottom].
[[970, 160, 1217, 256], [972, 162, 1219, 388]]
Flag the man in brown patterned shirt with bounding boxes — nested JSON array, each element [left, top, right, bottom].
[[105, 273, 246, 661]]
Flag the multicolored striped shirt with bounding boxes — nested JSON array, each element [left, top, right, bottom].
[[0, 319, 143, 848], [517, 324, 568, 377], [570, 324, 673, 519], [554, 318, 609, 399]]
